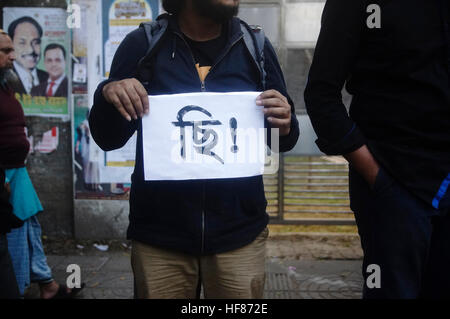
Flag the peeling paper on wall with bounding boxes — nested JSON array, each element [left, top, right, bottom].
[[34, 127, 59, 154], [25, 127, 34, 154]]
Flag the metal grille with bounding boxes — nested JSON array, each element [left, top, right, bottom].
[[266, 155, 355, 225]]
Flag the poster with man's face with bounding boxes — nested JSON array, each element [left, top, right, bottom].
[[3, 7, 70, 118]]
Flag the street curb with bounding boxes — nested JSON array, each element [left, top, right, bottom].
[[268, 232, 360, 240]]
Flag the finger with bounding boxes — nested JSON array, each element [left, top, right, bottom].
[[263, 106, 290, 119], [257, 89, 286, 102], [257, 89, 278, 100], [256, 97, 288, 109], [117, 90, 138, 120], [266, 117, 291, 128], [128, 86, 144, 118], [133, 80, 149, 114], [110, 95, 132, 121]]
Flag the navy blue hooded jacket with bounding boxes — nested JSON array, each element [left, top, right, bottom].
[[89, 14, 300, 255]]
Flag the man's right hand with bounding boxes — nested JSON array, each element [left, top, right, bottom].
[[344, 145, 380, 188], [102, 78, 149, 122]]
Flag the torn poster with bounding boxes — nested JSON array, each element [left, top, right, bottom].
[[35, 127, 59, 154], [142, 92, 266, 181], [24, 127, 33, 154]]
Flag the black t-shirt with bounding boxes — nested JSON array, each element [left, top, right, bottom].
[[304, 0, 450, 208], [183, 24, 228, 80]]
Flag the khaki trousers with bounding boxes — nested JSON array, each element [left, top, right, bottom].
[[131, 228, 268, 299]]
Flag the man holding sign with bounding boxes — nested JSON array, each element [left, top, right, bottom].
[[89, 0, 299, 299]]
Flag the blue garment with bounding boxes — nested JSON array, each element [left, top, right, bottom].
[[349, 166, 450, 299], [5, 167, 43, 221], [6, 215, 53, 297]]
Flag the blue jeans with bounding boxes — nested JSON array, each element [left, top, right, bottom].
[[6, 215, 53, 297], [349, 167, 450, 299]]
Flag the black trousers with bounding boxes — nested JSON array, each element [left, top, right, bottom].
[[349, 167, 450, 299], [0, 234, 20, 299]]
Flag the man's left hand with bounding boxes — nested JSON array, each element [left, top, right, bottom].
[[256, 90, 291, 136]]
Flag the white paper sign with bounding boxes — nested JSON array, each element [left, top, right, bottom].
[[142, 92, 266, 181]]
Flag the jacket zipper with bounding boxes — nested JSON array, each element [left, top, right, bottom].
[[173, 32, 207, 252], [203, 34, 244, 85], [173, 31, 245, 254], [200, 36, 244, 253], [174, 32, 206, 91], [174, 32, 245, 92]]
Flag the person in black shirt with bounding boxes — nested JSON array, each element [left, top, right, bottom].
[[305, 0, 450, 298], [89, 0, 299, 298]]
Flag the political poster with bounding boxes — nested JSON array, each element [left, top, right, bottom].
[[102, 0, 160, 77], [3, 7, 70, 118], [71, 0, 90, 94], [73, 94, 132, 199]]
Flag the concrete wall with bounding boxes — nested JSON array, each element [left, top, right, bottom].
[[75, 200, 129, 238], [26, 118, 74, 237]]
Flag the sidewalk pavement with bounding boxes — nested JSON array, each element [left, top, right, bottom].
[[27, 233, 364, 299]]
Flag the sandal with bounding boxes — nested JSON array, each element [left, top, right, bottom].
[[51, 283, 85, 299]]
